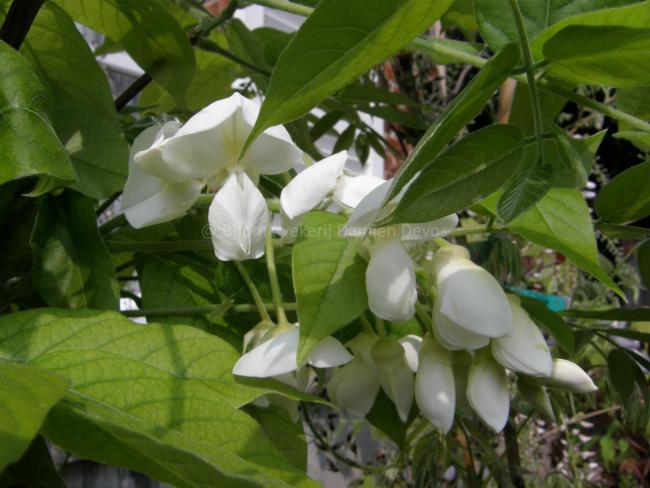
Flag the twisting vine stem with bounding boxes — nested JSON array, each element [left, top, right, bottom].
[[509, 0, 544, 162]]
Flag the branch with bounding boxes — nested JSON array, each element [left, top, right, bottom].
[[0, 0, 45, 50]]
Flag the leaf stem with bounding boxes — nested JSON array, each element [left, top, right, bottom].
[[375, 318, 386, 337], [265, 225, 288, 324], [234, 261, 272, 322], [245, 0, 313, 16], [446, 224, 505, 238], [121, 302, 297, 317], [508, 0, 544, 161]]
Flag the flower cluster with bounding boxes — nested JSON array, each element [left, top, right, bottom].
[[121, 94, 598, 434]]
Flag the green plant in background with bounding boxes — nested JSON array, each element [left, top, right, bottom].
[[1, 0, 649, 487]]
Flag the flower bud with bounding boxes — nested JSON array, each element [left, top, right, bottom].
[[467, 349, 510, 432], [544, 359, 598, 393]]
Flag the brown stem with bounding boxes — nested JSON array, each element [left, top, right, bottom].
[[114, 73, 152, 111], [0, 0, 45, 50], [504, 419, 526, 488]]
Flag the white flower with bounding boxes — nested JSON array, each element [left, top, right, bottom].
[[232, 323, 352, 378], [542, 359, 598, 393], [365, 239, 418, 321], [131, 93, 303, 260], [432, 245, 512, 349], [279, 151, 384, 239], [415, 335, 456, 433], [121, 123, 203, 228], [491, 295, 552, 377], [341, 180, 458, 321], [327, 333, 419, 422], [466, 349, 510, 432]]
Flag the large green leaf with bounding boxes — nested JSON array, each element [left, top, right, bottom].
[[0, 309, 319, 487], [30, 191, 120, 310], [247, 0, 455, 142], [595, 161, 650, 223], [9, 1, 129, 199], [0, 361, 68, 471], [384, 124, 524, 225], [484, 189, 623, 296], [531, 1, 650, 58], [0, 40, 76, 188], [475, 0, 638, 51], [293, 212, 368, 364], [497, 162, 553, 223], [55, 0, 195, 105], [141, 37, 241, 112], [385, 44, 520, 202], [543, 25, 650, 87]]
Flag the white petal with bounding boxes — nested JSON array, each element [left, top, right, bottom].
[[341, 179, 392, 237], [327, 358, 380, 417], [491, 295, 552, 376], [208, 172, 269, 261], [122, 125, 202, 228], [232, 327, 299, 377], [399, 335, 423, 372], [308, 336, 353, 368], [467, 351, 510, 432], [544, 359, 598, 393], [435, 246, 512, 338], [333, 174, 385, 209], [399, 214, 459, 241], [137, 96, 245, 181], [415, 337, 455, 432], [366, 239, 417, 321], [379, 363, 414, 423], [280, 151, 347, 219], [433, 301, 490, 351]]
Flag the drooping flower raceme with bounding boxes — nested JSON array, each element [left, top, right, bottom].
[[341, 180, 458, 321], [121, 93, 304, 260]]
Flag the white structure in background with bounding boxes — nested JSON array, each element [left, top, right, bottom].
[[86, 4, 385, 178]]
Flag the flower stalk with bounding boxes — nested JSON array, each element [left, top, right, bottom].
[[265, 225, 288, 324], [234, 261, 272, 322]]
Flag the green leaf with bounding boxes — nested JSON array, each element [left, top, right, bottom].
[[384, 124, 524, 225], [293, 212, 368, 364], [475, 0, 638, 51], [613, 130, 650, 151], [497, 162, 553, 223], [597, 222, 650, 240], [245, 405, 307, 472], [0, 436, 66, 488], [0, 40, 76, 188], [520, 298, 575, 356], [637, 239, 650, 288], [55, 0, 195, 105], [543, 25, 650, 87], [10, 1, 130, 199], [590, 327, 650, 342], [0, 309, 319, 487], [385, 43, 520, 202], [531, 1, 650, 58], [310, 111, 344, 141], [247, 0, 455, 142], [607, 349, 650, 429], [366, 389, 411, 447], [333, 125, 356, 152], [563, 307, 650, 321], [30, 191, 120, 310], [0, 361, 68, 471], [339, 83, 418, 107], [484, 188, 623, 296], [595, 161, 650, 223], [413, 36, 483, 64], [142, 35, 241, 112]]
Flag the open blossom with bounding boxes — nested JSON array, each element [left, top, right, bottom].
[[232, 323, 352, 378], [341, 180, 458, 321], [121, 123, 203, 228], [121, 93, 304, 260]]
